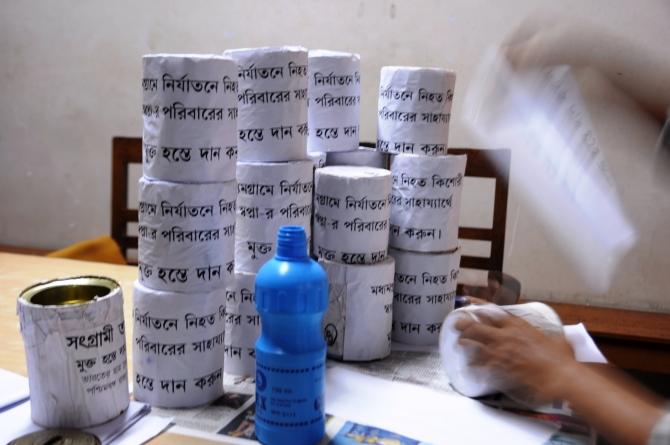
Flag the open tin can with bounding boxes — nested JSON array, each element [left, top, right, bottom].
[[18, 276, 129, 428]]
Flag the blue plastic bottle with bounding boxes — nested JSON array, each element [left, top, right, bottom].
[[254, 226, 329, 445]]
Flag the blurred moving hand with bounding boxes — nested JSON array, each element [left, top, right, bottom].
[[456, 311, 667, 445], [502, 15, 670, 121], [456, 313, 574, 402]]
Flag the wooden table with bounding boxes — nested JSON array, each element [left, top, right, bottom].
[[0, 253, 223, 444]]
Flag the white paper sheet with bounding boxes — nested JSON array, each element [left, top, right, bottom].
[[564, 323, 608, 364], [0, 369, 29, 412], [463, 52, 636, 292], [111, 414, 173, 445], [0, 400, 150, 445], [325, 366, 557, 445]]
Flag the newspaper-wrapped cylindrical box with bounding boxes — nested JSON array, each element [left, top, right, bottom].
[[320, 258, 395, 361], [224, 46, 308, 162], [390, 248, 460, 345], [389, 154, 467, 252], [138, 177, 236, 291], [235, 160, 313, 273], [142, 54, 238, 183], [440, 303, 563, 403], [224, 272, 260, 376], [326, 147, 389, 169], [307, 50, 361, 152], [132, 281, 225, 408], [377, 66, 456, 156], [313, 166, 391, 265], [18, 276, 129, 428]]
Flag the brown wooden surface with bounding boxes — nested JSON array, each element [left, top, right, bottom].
[[544, 301, 670, 374], [548, 302, 670, 344], [0, 244, 50, 256], [0, 253, 222, 444], [111, 137, 142, 262]]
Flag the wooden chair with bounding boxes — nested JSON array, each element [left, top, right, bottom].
[[360, 143, 511, 273], [111, 137, 142, 263], [448, 147, 510, 273]]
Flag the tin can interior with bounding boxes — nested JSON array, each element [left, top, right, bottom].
[[21, 277, 117, 306]]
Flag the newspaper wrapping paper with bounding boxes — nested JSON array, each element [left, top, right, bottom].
[[142, 54, 238, 183], [138, 177, 236, 291], [223, 272, 259, 376], [132, 281, 225, 408], [17, 281, 129, 428], [224, 46, 308, 162], [320, 257, 395, 361], [307, 50, 361, 152], [326, 146, 389, 169], [235, 160, 313, 273], [440, 302, 563, 405], [390, 247, 460, 345], [313, 166, 392, 265], [389, 154, 467, 252], [376, 66, 456, 156]]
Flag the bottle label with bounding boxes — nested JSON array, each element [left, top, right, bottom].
[[255, 361, 324, 429]]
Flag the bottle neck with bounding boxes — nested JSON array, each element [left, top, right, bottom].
[[275, 226, 309, 260]]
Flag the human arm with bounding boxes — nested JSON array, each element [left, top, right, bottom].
[[455, 313, 667, 445]]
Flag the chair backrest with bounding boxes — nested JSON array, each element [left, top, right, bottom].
[[447, 148, 510, 272], [112, 139, 511, 271], [111, 137, 142, 263]]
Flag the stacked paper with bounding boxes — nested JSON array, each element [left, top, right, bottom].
[[135, 53, 235, 406]]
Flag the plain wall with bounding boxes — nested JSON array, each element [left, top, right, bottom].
[[1, 0, 668, 312]]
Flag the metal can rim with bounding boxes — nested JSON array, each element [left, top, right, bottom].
[[19, 275, 121, 307]]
